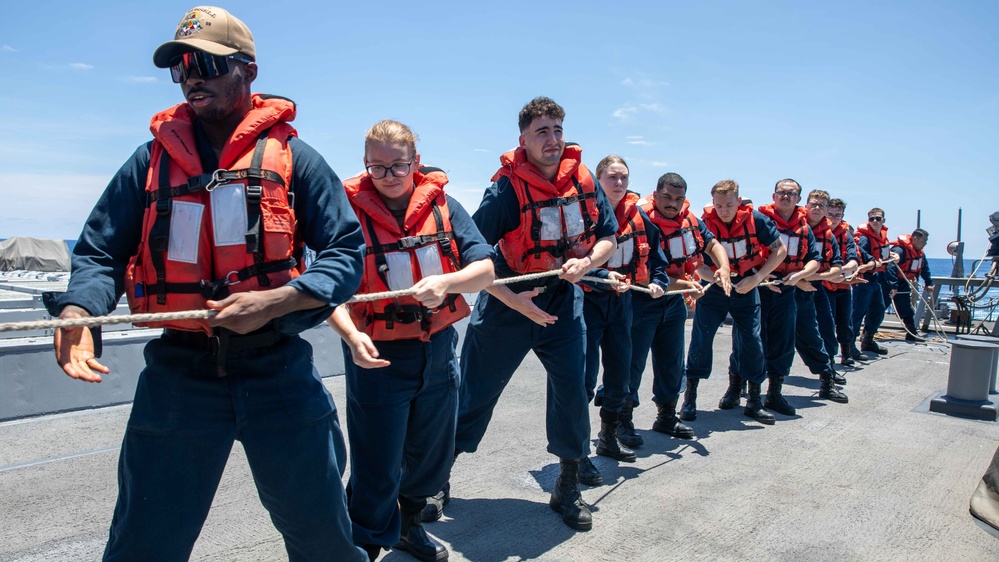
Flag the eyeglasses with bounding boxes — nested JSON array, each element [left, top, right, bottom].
[[169, 52, 253, 83], [365, 161, 414, 179], [826, 212, 844, 220], [775, 189, 799, 198], [806, 201, 828, 210], [868, 216, 884, 222]]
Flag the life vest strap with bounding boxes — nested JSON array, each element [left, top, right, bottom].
[[134, 257, 297, 301]]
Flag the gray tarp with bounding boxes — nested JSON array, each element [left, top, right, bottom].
[[0, 237, 71, 272]]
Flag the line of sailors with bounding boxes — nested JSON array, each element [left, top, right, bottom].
[[332, 98, 933, 561]]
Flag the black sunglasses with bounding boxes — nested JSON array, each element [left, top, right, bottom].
[[169, 52, 253, 83], [868, 216, 884, 221]]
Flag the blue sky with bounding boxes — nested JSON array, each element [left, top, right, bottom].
[[2, 1, 997, 261]]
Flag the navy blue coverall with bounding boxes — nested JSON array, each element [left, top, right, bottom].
[[628, 216, 710, 406], [793, 234, 843, 377], [814, 228, 859, 360], [687, 210, 780, 386], [454, 171, 617, 461], [343, 196, 493, 549], [54, 133, 368, 561], [852, 233, 890, 338]]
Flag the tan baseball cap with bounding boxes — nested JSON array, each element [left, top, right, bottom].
[[153, 6, 255, 68]]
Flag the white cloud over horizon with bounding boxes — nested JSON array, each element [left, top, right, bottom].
[[69, 63, 94, 70], [1, 45, 16, 53]]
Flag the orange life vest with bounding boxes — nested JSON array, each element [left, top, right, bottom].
[[891, 234, 925, 282], [809, 217, 838, 273], [855, 222, 890, 272], [823, 220, 854, 292], [758, 204, 811, 276], [344, 168, 470, 342], [125, 95, 301, 335], [701, 202, 766, 276], [496, 144, 600, 274], [639, 196, 705, 281], [599, 191, 650, 287]]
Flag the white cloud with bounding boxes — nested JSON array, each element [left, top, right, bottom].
[[612, 103, 665, 120], [69, 63, 94, 70], [1, 45, 16, 53], [472, 148, 490, 153], [124, 76, 157, 83], [649, 161, 670, 168], [612, 105, 639, 120], [621, 77, 669, 89], [627, 140, 655, 146]]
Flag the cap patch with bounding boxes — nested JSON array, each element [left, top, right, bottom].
[[177, 10, 209, 37]]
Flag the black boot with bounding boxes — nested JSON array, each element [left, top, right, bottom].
[[903, 319, 925, 342], [596, 408, 637, 462], [394, 504, 448, 562], [763, 375, 796, 416], [577, 456, 603, 486], [361, 544, 382, 561], [839, 344, 856, 366], [848, 341, 868, 361], [652, 398, 695, 439], [718, 371, 742, 409], [420, 481, 450, 522], [549, 459, 593, 531], [420, 451, 459, 522], [861, 332, 888, 355], [679, 378, 698, 421], [819, 373, 849, 403], [744, 381, 775, 425], [831, 365, 847, 385], [616, 401, 643, 448]]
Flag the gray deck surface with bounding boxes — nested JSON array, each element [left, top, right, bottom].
[[2, 325, 998, 561]]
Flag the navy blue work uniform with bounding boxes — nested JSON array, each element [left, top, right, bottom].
[[852, 233, 888, 338], [342, 195, 493, 549], [54, 133, 368, 561], [454, 170, 618, 461], [814, 223, 859, 360], [587, 205, 670, 409], [629, 215, 709, 406], [687, 210, 780, 385], [729, 210, 821, 383], [793, 233, 843, 377], [886, 245, 933, 324]]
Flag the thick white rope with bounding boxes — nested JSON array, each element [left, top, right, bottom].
[[0, 269, 791, 334]]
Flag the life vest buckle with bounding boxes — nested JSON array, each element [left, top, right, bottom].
[[206, 169, 231, 192], [397, 236, 421, 249]]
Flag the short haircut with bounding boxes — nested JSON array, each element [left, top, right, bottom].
[[828, 198, 847, 211], [912, 228, 929, 239], [868, 207, 885, 217], [518, 97, 565, 133], [656, 172, 688, 193], [364, 120, 418, 158], [775, 178, 802, 195], [807, 189, 830, 204], [596, 154, 628, 180], [711, 179, 740, 196]]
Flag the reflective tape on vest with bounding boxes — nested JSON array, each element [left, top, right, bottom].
[[667, 230, 698, 261], [780, 233, 800, 259], [722, 239, 749, 261], [910, 257, 922, 272], [383, 248, 445, 291], [881, 246, 890, 260], [608, 237, 634, 268]]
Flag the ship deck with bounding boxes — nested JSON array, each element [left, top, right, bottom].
[[2, 322, 999, 561]]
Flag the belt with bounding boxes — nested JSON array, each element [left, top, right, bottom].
[[161, 327, 286, 355]]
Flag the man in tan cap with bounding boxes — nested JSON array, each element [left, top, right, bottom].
[[49, 6, 368, 561]]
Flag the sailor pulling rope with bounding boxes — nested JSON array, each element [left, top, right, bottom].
[[0, 270, 761, 333]]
